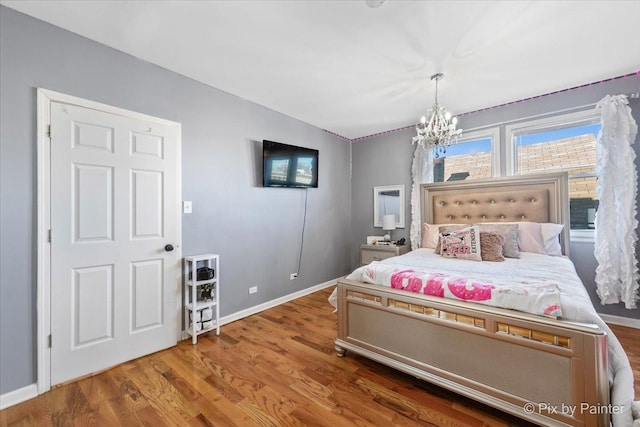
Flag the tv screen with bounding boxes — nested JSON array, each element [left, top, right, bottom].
[[263, 140, 318, 188]]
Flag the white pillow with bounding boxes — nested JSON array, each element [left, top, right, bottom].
[[541, 223, 564, 256], [485, 221, 546, 254], [514, 222, 546, 254]]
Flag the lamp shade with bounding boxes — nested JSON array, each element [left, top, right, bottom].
[[382, 214, 396, 231]]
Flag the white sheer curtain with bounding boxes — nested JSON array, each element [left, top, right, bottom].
[[594, 94, 639, 309], [410, 145, 433, 249]]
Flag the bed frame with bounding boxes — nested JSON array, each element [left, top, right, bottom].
[[335, 173, 609, 427]]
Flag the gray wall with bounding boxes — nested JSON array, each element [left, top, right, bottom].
[[0, 7, 352, 395], [351, 131, 414, 267], [351, 77, 640, 320]]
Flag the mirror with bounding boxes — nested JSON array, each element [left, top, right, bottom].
[[373, 185, 405, 228]]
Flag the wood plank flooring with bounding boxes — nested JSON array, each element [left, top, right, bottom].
[[1, 287, 638, 427], [608, 323, 640, 399]]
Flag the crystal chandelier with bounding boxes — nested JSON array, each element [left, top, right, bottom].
[[412, 73, 462, 157]]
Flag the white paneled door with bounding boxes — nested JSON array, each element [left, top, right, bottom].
[[49, 101, 180, 385]]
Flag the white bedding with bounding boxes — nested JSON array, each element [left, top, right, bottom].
[[346, 254, 563, 318], [331, 248, 636, 426]]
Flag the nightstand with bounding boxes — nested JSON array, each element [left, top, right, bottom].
[[360, 244, 409, 266]]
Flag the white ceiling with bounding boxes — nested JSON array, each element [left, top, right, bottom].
[[2, 0, 639, 140]]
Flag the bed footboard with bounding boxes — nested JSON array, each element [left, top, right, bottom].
[[335, 279, 609, 427]]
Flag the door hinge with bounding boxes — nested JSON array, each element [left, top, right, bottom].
[[48, 334, 52, 348], [47, 124, 51, 139], [48, 229, 51, 243]]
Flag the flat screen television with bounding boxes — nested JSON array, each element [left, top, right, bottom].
[[263, 140, 318, 188]]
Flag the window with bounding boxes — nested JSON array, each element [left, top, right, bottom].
[[433, 128, 500, 182], [423, 110, 600, 239], [506, 110, 600, 231], [294, 156, 315, 185]]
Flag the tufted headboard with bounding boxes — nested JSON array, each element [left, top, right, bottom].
[[420, 172, 570, 256]]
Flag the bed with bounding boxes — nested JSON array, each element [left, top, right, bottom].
[[333, 173, 636, 427]]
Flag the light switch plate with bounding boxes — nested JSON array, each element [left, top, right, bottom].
[[183, 201, 192, 214]]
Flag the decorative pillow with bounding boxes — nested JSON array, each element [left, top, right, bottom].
[[439, 226, 482, 261], [479, 232, 505, 262], [474, 223, 520, 258], [541, 223, 564, 256], [435, 224, 467, 254], [421, 223, 463, 249]]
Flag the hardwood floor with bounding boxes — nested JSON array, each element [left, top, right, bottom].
[[1, 287, 638, 427], [608, 323, 640, 399]]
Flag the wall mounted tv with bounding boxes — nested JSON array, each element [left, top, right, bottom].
[[263, 140, 318, 188]]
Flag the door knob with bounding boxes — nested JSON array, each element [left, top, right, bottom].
[[164, 244, 174, 252]]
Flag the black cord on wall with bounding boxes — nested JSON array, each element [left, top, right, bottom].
[[296, 188, 309, 276]]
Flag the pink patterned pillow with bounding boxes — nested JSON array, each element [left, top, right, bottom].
[[440, 226, 482, 261], [479, 232, 505, 262], [435, 224, 467, 254], [421, 223, 463, 249]]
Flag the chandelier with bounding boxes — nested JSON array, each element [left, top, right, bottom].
[[412, 73, 462, 157]]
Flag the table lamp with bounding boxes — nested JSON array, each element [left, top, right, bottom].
[[382, 214, 396, 242]]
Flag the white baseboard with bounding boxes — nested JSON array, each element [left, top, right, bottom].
[[180, 277, 339, 339], [600, 313, 640, 329], [219, 277, 339, 326], [0, 383, 38, 410]]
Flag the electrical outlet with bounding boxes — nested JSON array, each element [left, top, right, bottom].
[[249, 286, 258, 294], [290, 273, 298, 280]]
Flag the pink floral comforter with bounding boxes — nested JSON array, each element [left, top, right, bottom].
[[346, 261, 562, 318]]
